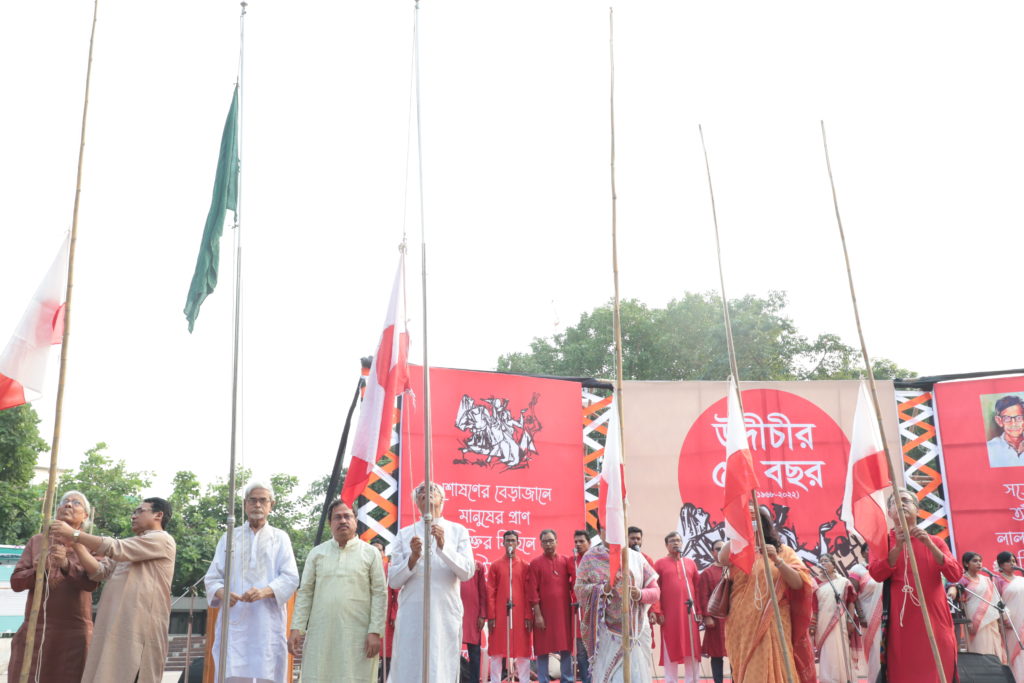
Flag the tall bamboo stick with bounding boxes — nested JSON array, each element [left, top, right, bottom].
[[18, 2, 99, 681], [607, 9, 635, 680], [820, 120, 948, 682], [699, 125, 796, 683]]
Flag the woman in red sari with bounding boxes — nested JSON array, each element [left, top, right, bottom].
[[868, 489, 962, 682]]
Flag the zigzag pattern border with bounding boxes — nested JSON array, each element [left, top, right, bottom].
[[894, 389, 949, 539]]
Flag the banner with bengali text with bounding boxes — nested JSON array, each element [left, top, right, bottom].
[[620, 380, 904, 569], [934, 375, 1024, 565], [399, 366, 585, 571]]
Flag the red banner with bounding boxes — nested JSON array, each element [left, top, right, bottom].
[[400, 366, 585, 571], [935, 376, 1024, 565], [676, 388, 852, 565]]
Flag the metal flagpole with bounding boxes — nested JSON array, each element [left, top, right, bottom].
[[17, 2, 98, 681], [699, 124, 797, 683], [411, 3, 435, 681], [607, 9, 635, 680], [216, 4, 247, 681], [820, 120, 948, 682]]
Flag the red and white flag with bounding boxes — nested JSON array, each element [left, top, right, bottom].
[[841, 381, 892, 560], [722, 378, 759, 573], [341, 255, 410, 506], [599, 401, 627, 581], [0, 236, 69, 411]]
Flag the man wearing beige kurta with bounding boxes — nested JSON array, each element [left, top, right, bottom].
[[289, 499, 386, 683], [52, 496, 176, 683]]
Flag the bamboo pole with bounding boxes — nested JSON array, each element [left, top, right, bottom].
[[18, 2, 99, 681], [606, 9, 635, 680], [699, 125, 797, 683], [820, 120, 948, 682]]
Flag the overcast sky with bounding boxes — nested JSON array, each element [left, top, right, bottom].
[[2, 1, 1021, 497]]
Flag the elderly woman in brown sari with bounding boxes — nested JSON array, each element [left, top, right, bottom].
[[7, 491, 99, 683], [718, 505, 815, 683]]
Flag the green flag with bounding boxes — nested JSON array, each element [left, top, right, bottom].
[[184, 85, 239, 332]]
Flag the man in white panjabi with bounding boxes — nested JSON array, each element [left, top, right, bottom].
[[388, 481, 476, 682], [204, 480, 299, 683], [289, 499, 386, 683]]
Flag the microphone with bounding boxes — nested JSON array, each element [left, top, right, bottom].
[[506, 545, 514, 558], [981, 567, 1000, 580]]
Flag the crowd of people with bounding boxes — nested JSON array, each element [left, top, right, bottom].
[[7, 480, 1024, 682]]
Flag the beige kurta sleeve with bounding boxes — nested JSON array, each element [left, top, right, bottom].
[[292, 542, 323, 633], [368, 544, 386, 636]]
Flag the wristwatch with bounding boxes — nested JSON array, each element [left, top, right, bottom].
[[72, 530, 80, 541]]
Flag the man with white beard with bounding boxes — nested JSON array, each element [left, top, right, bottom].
[[388, 481, 476, 681], [205, 480, 300, 683]]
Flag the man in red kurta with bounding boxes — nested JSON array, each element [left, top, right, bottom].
[[654, 531, 702, 683], [695, 539, 727, 683], [487, 530, 532, 682], [527, 529, 576, 683], [630, 525, 661, 650], [461, 564, 488, 683]]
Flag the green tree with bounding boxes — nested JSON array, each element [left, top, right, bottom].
[[497, 292, 915, 381], [57, 443, 153, 539], [166, 467, 250, 596], [0, 404, 48, 544]]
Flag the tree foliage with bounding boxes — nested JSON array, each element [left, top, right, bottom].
[[57, 443, 153, 540], [497, 292, 916, 381], [0, 404, 48, 544]]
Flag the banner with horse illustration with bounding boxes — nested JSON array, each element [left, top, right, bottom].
[[399, 366, 585, 570]]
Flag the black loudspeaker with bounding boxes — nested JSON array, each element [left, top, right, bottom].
[[957, 653, 1014, 683]]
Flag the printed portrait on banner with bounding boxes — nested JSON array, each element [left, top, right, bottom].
[[936, 377, 1024, 567], [400, 366, 584, 571], [982, 391, 1024, 468]]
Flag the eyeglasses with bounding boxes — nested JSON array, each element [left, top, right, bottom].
[[999, 414, 1024, 424], [246, 497, 271, 505]]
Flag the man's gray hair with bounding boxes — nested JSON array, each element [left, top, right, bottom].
[[243, 480, 276, 502], [412, 481, 445, 502], [59, 490, 93, 532]]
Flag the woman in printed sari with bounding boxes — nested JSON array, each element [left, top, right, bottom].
[[995, 551, 1024, 681], [575, 518, 660, 683], [718, 505, 815, 683], [956, 551, 1005, 660], [811, 554, 857, 683]]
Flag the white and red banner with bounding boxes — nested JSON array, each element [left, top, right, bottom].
[[0, 235, 69, 411], [342, 256, 409, 506], [400, 366, 585, 570], [935, 375, 1024, 565]]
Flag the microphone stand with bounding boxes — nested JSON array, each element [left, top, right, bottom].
[[822, 568, 860, 683], [962, 576, 1024, 660], [506, 548, 514, 683], [678, 554, 700, 682]]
